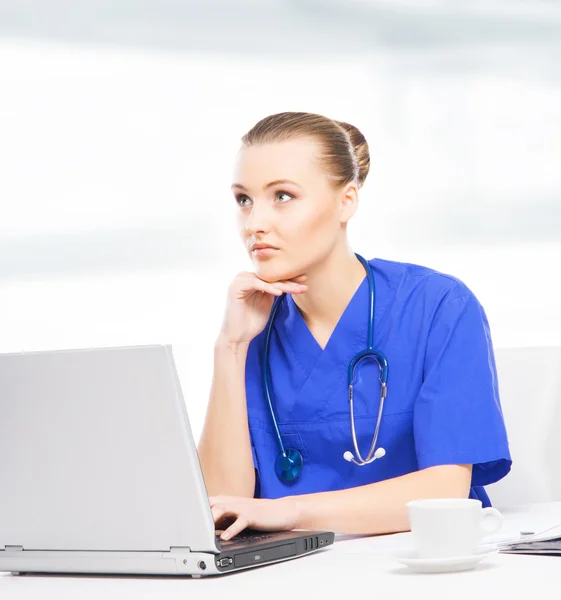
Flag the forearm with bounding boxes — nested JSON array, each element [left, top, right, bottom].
[[198, 339, 255, 498], [293, 464, 472, 534]]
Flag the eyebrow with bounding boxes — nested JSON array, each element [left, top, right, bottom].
[[231, 179, 303, 192]]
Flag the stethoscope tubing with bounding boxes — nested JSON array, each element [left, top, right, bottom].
[[262, 254, 389, 481]]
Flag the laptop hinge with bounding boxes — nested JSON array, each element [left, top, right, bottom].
[[2, 545, 23, 552]]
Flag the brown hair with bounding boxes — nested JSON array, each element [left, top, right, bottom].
[[240, 111, 370, 189]]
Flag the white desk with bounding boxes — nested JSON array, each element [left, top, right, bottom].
[[1, 502, 560, 600]]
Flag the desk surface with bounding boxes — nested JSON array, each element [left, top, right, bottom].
[[1, 501, 560, 599]]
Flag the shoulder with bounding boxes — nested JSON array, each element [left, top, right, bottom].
[[370, 256, 478, 306]]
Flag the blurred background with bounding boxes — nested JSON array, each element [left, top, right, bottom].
[[0, 0, 560, 439]]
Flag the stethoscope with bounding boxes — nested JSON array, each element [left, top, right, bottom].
[[262, 253, 389, 482]]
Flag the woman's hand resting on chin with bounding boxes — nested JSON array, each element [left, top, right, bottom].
[[218, 271, 308, 346]]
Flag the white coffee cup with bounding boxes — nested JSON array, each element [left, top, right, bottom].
[[406, 498, 503, 559]]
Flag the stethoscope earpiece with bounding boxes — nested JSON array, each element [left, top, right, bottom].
[[343, 447, 386, 465]]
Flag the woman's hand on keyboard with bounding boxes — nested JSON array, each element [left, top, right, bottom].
[[209, 495, 301, 541]]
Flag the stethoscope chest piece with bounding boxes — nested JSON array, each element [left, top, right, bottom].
[[275, 448, 304, 481]]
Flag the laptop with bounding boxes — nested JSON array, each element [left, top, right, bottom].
[[0, 344, 334, 577]]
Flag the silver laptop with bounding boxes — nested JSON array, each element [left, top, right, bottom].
[[0, 344, 334, 577]]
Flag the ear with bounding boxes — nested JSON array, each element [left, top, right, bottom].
[[339, 182, 359, 224]]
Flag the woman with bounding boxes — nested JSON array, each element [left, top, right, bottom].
[[198, 111, 511, 541]]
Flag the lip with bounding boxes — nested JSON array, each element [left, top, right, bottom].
[[250, 243, 279, 258], [251, 243, 278, 251]]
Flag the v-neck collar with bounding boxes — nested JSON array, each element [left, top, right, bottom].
[[269, 258, 393, 422], [276, 265, 370, 377]]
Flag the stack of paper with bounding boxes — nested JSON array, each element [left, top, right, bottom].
[[500, 523, 561, 555]]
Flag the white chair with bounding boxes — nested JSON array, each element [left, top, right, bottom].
[[487, 346, 561, 507]]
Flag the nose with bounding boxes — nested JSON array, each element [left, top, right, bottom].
[[244, 201, 273, 235]]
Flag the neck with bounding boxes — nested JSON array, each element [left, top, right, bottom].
[[292, 246, 367, 332]]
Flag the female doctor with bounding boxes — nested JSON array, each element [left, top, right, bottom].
[[198, 111, 511, 541]]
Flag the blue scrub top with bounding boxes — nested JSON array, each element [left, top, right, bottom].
[[245, 257, 512, 507]]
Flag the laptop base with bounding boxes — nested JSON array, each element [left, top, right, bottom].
[[0, 531, 335, 577]]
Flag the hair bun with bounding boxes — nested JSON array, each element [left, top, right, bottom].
[[334, 120, 370, 188]]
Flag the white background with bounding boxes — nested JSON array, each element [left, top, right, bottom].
[[0, 1, 560, 440]]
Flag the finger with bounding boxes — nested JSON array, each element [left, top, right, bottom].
[[221, 516, 250, 541], [211, 502, 251, 523], [211, 505, 235, 525], [271, 281, 308, 294], [243, 278, 284, 297]]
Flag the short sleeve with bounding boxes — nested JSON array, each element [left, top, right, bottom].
[[414, 287, 512, 487]]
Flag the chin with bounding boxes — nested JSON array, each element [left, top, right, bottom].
[[254, 265, 284, 284], [253, 259, 299, 284]]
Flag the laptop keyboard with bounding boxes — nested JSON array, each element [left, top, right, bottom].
[[216, 531, 274, 546]]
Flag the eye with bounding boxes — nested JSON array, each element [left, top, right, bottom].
[[276, 191, 293, 203], [235, 194, 251, 207]]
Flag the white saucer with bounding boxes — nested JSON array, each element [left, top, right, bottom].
[[394, 548, 497, 574]]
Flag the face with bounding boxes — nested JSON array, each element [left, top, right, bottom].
[[232, 138, 357, 283]]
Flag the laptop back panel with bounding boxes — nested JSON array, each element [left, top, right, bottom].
[[0, 345, 218, 554]]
